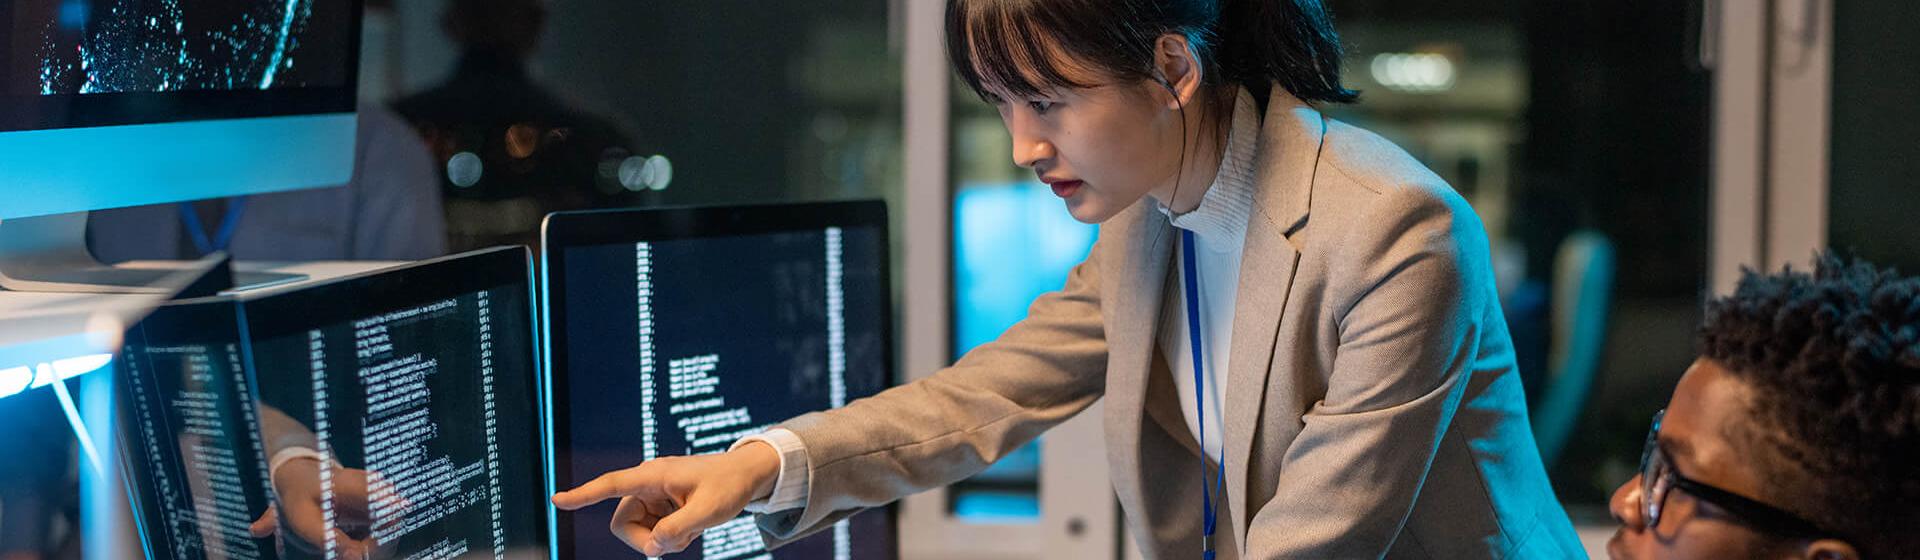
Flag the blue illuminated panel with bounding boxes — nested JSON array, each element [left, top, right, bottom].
[[949, 182, 1097, 523], [952, 182, 1099, 355], [0, 114, 355, 219]]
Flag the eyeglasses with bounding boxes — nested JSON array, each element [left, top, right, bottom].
[[1638, 409, 1837, 539]]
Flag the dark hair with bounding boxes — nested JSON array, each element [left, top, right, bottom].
[[945, 0, 1357, 105], [1697, 254, 1920, 557]]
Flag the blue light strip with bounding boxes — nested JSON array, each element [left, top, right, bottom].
[[116, 340, 160, 560], [0, 113, 355, 220], [537, 246, 559, 560], [79, 363, 135, 558], [49, 370, 106, 475]]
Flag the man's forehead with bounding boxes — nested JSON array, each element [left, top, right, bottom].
[[1665, 359, 1765, 483]]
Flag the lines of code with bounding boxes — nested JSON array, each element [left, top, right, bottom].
[[561, 225, 894, 560], [631, 231, 852, 560], [113, 297, 280, 560], [123, 341, 270, 560], [288, 292, 514, 560], [116, 251, 546, 560]]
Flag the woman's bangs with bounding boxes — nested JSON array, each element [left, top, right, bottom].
[[950, 1, 1098, 100]]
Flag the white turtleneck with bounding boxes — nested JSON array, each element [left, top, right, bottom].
[[1158, 87, 1261, 463]]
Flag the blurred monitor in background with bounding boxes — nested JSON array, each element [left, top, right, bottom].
[[80, 0, 444, 265], [88, 102, 448, 264], [395, 0, 662, 254], [0, 0, 363, 292]]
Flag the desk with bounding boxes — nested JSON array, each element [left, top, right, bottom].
[[0, 261, 401, 377]]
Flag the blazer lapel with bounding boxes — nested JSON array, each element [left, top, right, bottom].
[[1103, 199, 1174, 517], [1223, 87, 1325, 548]]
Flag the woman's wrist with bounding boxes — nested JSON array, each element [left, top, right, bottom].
[[730, 440, 782, 501]]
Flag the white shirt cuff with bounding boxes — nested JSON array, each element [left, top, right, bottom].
[[730, 429, 810, 514], [267, 446, 336, 482]]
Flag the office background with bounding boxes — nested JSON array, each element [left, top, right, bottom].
[[3, 0, 1917, 558]]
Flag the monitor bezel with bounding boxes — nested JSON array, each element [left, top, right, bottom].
[[237, 245, 553, 557], [539, 200, 900, 560]]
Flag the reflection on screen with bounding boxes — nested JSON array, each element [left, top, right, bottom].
[[117, 300, 282, 560], [558, 226, 893, 559], [247, 256, 547, 560]]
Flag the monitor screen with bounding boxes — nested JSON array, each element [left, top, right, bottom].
[[116, 298, 284, 560], [0, 0, 360, 221], [543, 201, 897, 559], [1, 0, 358, 132], [243, 247, 549, 560]]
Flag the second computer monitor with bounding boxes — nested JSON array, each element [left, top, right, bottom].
[[244, 247, 549, 560], [117, 298, 280, 560], [542, 201, 897, 559]]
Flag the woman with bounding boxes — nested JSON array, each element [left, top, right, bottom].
[[555, 0, 1582, 557]]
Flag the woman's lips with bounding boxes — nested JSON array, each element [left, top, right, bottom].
[[1050, 180, 1084, 198]]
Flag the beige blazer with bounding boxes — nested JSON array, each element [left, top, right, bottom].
[[761, 88, 1585, 559]]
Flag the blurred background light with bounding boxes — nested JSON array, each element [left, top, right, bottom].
[[447, 151, 483, 188], [1370, 52, 1457, 93]]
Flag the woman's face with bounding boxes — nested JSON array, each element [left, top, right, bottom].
[[985, 78, 1187, 224]]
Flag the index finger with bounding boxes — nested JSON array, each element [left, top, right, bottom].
[[553, 463, 661, 511]]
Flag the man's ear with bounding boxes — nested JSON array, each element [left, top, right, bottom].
[[1800, 539, 1859, 560]]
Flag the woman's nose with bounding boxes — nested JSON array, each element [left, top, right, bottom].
[[1005, 114, 1054, 169], [1610, 474, 1648, 530], [1011, 136, 1054, 170]]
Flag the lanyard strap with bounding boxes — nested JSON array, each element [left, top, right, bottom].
[[177, 197, 248, 256], [1181, 229, 1228, 559]]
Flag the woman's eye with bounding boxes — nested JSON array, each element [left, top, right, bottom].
[[1028, 100, 1056, 114]]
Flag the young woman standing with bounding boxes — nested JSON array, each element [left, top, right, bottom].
[[557, 1, 1582, 557]]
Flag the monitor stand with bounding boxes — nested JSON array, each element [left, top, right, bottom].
[[0, 212, 305, 294]]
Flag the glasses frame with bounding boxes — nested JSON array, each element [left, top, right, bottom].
[[1638, 409, 1838, 540]]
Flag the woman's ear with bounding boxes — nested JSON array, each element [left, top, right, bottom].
[[1801, 539, 1859, 560], [1151, 34, 1203, 110]]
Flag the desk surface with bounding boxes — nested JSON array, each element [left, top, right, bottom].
[[0, 260, 402, 368]]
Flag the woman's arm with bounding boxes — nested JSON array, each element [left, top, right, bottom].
[[756, 234, 1115, 544]]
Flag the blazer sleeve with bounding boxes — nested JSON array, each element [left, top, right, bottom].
[[755, 232, 1114, 545], [1243, 186, 1496, 558]]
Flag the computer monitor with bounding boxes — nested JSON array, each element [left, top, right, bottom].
[[237, 247, 548, 560], [541, 201, 898, 559], [114, 248, 548, 560], [115, 297, 283, 560], [0, 0, 362, 292]]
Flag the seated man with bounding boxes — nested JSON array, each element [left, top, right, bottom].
[[1608, 254, 1918, 559]]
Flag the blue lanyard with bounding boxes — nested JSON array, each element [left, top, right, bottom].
[[1181, 229, 1228, 559], [176, 197, 247, 256]]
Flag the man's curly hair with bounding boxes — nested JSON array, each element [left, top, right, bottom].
[[1697, 254, 1920, 557]]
